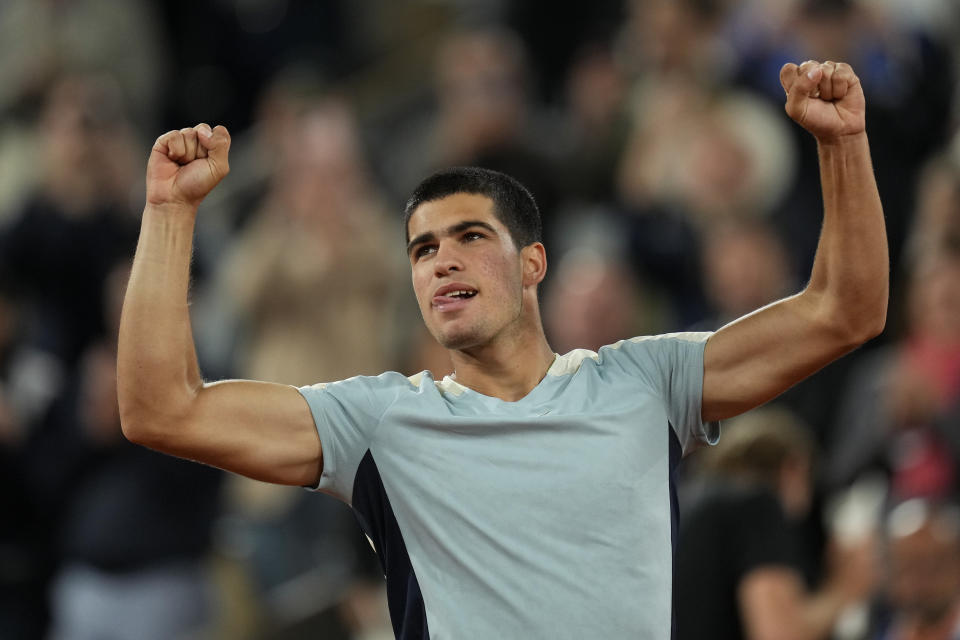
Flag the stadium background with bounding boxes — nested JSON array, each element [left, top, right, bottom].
[[1, 0, 959, 638]]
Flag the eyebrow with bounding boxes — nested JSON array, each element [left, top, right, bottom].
[[406, 220, 498, 256]]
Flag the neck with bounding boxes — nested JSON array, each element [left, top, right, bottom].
[[448, 327, 555, 402]]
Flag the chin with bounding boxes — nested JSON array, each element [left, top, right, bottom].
[[433, 324, 489, 351], [436, 333, 481, 351]]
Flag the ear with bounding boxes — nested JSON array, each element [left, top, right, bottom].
[[521, 242, 547, 287]]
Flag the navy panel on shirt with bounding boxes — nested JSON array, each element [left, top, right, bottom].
[[668, 425, 683, 640], [352, 450, 429, 639]]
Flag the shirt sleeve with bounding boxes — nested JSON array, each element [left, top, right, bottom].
[[297, 372, 401, 503], [602, 332, 720, 454]]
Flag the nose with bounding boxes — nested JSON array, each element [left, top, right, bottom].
[[433, 240, 463, 277]]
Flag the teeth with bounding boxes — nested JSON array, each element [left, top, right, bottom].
[[448, 290, 475, 298]]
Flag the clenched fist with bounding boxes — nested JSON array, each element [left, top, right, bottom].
[[146, 123, 231, 209], [780, 61, 865, 142]]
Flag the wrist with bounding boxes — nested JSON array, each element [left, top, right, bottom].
[[815, 130, 868, 149], [143, 201, 200, 223]]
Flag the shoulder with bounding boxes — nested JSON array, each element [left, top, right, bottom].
[[586, 331, 714, 372], [302, 370, 428, 392], [614, 332, 714, 349], [299, 370, 434, 411]]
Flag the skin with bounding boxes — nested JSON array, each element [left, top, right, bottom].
[[117, 60, 887, 490]]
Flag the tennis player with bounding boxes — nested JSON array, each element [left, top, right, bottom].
[[118, 60, 887, 638]]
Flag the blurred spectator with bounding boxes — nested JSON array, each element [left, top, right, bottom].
[[827, 247, 960, 500], [0, 273, 59, 639], [613, 84, 796, 325], [0, 76, 145, 637], [199, 66, 331, 241], [616, 0, 734, 83], [432, 27, 533, 167], [696, 217, 795, 329], [676, 406, 876, 640], [0, 73, 140, 369], [554, 43, 632, 205], [187, 67, 333, 378], [380, 26, 562, 241], [544, 248, 648, 353], [0, 0, 167, 128], [618, 86, 796, 229], [220, 96, 405, 386], [33, 262, 224, 640], [871, 498, 960, 639], [212, 95, 402, 638], [904, 151, 960, 268]]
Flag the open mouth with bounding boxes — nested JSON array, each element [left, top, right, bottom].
[[433, 285, 478, 310]]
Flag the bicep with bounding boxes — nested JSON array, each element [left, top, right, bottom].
[[152, 379, 322, 487], [702, 292, 857, 422]]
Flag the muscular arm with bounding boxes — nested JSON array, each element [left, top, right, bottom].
[[702, 61, 888, 422], [117, 124, 322, 486]]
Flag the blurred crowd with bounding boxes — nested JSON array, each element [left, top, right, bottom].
[[1, 0, 960, 638]]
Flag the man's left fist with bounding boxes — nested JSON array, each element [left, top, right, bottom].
[[780, 60, 865, 142]]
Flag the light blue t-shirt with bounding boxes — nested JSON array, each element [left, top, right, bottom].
[[298, 332, 719, 639]]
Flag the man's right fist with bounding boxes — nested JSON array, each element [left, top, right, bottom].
[[146, 123, 231, 209]]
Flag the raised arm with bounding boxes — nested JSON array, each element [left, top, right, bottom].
[[117, 124, 322, 486], [702, 61, 888, 422]]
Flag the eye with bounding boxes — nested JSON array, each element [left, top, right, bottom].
[[414, 245, 437, 260], [463, 231, 484, 242]]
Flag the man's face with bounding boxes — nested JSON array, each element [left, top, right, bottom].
[[407, 193, 524, 351]]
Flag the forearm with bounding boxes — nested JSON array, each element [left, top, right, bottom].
[[805, 132, 888, 342], [117, 203, 203, 441]]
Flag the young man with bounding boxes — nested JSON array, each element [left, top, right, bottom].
[[118, 60, 887, 638]]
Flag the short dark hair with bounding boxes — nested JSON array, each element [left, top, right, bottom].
[[404, 167, 542, 249]]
